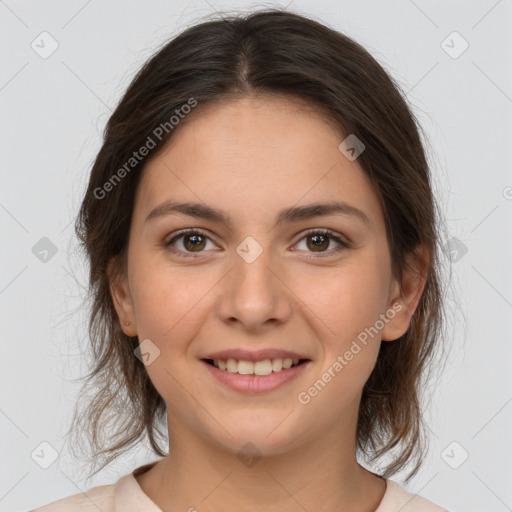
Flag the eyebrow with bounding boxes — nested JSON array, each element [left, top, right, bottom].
[[144, 200, 371, 227]]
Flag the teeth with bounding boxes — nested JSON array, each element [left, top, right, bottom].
[[212, 358, 301, 375]]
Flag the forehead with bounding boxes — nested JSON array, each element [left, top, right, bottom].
[[134, 95, 384, 230]]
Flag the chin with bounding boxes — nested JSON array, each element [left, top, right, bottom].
[[206, 416, 309, 458]]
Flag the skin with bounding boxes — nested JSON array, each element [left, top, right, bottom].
[[110, 94, 428, 512]]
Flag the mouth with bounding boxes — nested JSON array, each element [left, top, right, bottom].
[[200, 357, 312, 394], [201, 357, 310, 376]]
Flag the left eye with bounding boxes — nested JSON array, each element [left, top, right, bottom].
[[164, 228, 349, 258], [293, 229, 349, 256]]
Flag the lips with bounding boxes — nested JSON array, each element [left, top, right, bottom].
[[201, 357, 311, 393], [200, 348, 311, 363]]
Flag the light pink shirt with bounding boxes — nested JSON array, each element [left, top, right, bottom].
[[31, 462, 450, 511]]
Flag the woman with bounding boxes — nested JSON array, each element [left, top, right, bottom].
[[33, 8, 450, 512]]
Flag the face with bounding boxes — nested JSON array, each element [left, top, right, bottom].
[[110, 95, 423, 457]]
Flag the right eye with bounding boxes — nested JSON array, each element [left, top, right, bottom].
[[164, 229, 219, 257]]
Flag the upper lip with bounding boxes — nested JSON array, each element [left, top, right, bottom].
[[201, 349, 311, 362]]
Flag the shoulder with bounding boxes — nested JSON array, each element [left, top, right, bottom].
[[31, 481, 115, 512], [377, 479, 451, 512], [30, 461, 160, 512]]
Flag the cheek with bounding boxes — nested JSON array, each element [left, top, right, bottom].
[[129, 261, 212, 407], [306, 259, 388, 338], [130, 257, 216, 342], [304, 258, 388, 388]]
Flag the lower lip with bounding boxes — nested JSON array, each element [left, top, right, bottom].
[[201, 360, 311, 394]]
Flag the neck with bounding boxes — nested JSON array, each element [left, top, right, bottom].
[[135, 419, 386, 512]]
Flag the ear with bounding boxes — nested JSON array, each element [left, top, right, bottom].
[[107, 256, 137, 337], [381, 244, 429, 342]]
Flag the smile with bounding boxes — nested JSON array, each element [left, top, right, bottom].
[[201, 358, 311, 393], [205, 357, 305, 375]]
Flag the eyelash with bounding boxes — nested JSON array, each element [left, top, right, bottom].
[[163, 228, 350, 258]]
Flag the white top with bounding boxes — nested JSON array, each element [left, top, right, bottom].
[[31, 462, 450, 512]]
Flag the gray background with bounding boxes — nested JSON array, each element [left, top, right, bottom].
[[1, 1, 511, 511]]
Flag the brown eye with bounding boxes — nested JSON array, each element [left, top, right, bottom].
[[306, 233, 330, 252], [294, 229, 350, 257], [165, 229, 217, 257], [164, 228, 350, 259], [182, 233, 206, 252]]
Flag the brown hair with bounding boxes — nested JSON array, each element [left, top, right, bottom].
[[67, 8, 451, 484]]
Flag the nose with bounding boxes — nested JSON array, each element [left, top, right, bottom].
[[215, 242, 293, 333]]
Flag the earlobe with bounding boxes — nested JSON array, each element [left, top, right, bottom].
[[107, 257, 137, 337], [381, 244, 429, 342]]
